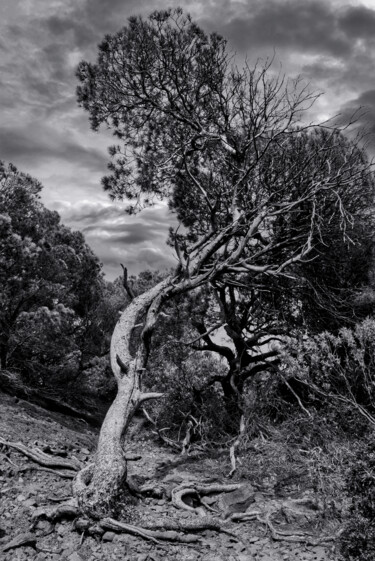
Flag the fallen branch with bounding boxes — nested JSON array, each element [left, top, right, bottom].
[[2, 532, 36, 552], [19, 466, 76, 479], [0, 437, 81, 471]]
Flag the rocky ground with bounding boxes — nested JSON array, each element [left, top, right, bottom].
[[0, 391, 341, 561]]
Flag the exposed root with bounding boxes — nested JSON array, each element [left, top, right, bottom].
[[0, 437, 81, 471], [257, 512, 336, 545], [171, 481, 244, 518], [141, 516, 241, 541], [31, 498, 80, 527], [229, 510, 261, 522], [101, 518, 201, 544], [100, 518, 164, 544], [172, 487, 205, 515], [19, 465, 76, 479]]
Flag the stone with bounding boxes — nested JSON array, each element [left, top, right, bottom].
[[67, 553, 84, 561], [36, 519, 53, 533], [102, 531, 116, 542], [24, 498, 37, 508], [56, 523, 68, 536], [220, 485, 255, 518]]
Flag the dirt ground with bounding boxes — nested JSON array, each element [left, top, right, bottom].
[[0, 391, 340, 560]]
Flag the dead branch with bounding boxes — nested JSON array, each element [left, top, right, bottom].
[[19, 465, 76, 479], [121, 264, 136, 300], [2, 532, 36, 553], [279, 375, 312, 418], [0, 437, 81, 471], [141, 407, 181, 450]]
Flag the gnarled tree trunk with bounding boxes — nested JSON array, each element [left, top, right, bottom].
[[74, 277, 171, 519]]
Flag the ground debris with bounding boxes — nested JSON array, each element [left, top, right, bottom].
[[2, 531, 36, 552]]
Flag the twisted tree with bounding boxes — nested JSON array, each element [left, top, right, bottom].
[[73, 8, 374, 518]]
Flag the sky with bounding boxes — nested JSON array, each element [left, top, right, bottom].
[[1, 0, 375, 280]]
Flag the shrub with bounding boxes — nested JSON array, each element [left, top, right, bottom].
[[340, 435, 375, 560]]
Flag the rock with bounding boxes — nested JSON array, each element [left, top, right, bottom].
[[24, 498, 37, 508], [115, 534, 130, 544], [220, 485, 255, 518], [35, 519, 53, 533], [56, 523, 69, 536], [202, 495, 217, 506], [67, 553, 84, 561], [309, 546, 327, 561], [102, 531, 116, 542]]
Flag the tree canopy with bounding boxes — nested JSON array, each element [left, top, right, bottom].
[[0, 161, 103, 384]]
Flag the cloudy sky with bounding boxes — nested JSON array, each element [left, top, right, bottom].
[[1, 0, 375, 279]]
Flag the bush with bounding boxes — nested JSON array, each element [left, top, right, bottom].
[[340, 435, 375, 560], [259, 319, 375, 434]]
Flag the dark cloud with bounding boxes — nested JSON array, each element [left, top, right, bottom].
[[0, 125, 108, 173], [200, 1, 351, 57], [340, 90, 375, 139], [43, 15, 94, 49], [83, 222, 167, 245], [339, 6, 375, 38]]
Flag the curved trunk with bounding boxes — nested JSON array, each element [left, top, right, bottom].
[[74, 368, 140, 518], [74, 277, 171, 519]]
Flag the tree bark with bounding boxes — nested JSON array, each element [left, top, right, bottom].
[[74, 277, 171, 519]]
